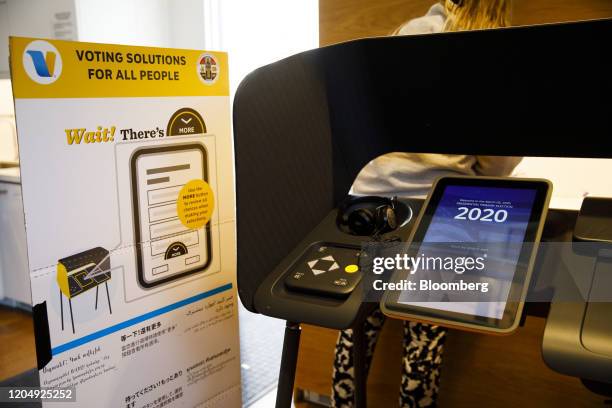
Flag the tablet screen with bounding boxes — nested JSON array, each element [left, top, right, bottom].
[[398, 184, 538, 320]]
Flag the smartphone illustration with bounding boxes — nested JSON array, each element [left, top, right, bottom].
[[130, 143, 212, 288]]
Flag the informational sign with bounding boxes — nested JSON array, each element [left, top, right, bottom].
[[10, 37, 241, 407]]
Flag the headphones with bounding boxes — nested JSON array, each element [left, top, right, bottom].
[[336, 196, 410, 237]]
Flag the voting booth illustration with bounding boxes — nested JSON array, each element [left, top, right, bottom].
[[233, 18, 612, 407], [56, 247, 112, 334]]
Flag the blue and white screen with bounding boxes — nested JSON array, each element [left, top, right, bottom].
[[398, 185, 536, 319]]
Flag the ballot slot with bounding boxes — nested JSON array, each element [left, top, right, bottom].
[[150, 231, 199, 256], [148, 202, 178, 223], [148, 185, 182, 206], [131, 144, 212, 288]]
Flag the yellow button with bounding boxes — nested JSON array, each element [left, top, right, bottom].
[[345, 264, 359, 273]]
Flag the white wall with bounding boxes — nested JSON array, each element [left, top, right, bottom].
[[0, 0, 77, 77], [0, 80, 13, 116], [168, 0, 207, 50], [76, 0, 211, 50], [76, 0, 171, 46], [0, 79, 17, 162], [217, 0, 319, 96], [5, 0, 76, 39]]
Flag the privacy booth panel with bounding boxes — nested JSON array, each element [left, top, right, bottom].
[[233, 19, 612, 313]]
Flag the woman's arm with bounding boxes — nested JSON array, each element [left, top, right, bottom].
[[474, 156, 523, 176]]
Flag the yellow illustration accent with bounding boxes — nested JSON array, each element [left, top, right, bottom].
[[56, 262, 70, 297], [177, 179, 215, 229]]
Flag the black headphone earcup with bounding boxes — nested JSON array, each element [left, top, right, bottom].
[[382, 206, 398, 231], [337, 195, 408, 236], [374, 206, 396, 233], [347, 208, 376, 236]]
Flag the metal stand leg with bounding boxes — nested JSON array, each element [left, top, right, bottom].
[[353, 319, 367, 408], [105, 281, 112, 314], [275, 321, 301, 408], [60, 289, 64, 331], [95, 286, 99, 310], [68, 298, 75, 334]]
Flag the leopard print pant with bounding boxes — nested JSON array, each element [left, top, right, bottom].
[[331, 308, 447, 407]]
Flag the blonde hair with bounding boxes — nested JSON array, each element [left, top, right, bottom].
[[443, 0, 512, 31]]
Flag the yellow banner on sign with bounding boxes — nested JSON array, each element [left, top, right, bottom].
[[10, 37, 229, 98]]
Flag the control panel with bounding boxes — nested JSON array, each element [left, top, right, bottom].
[[284, 242, 363, 298]]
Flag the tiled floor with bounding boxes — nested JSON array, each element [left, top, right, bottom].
[[249, 388, 278, 408], [238, 303, 285, 406]]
